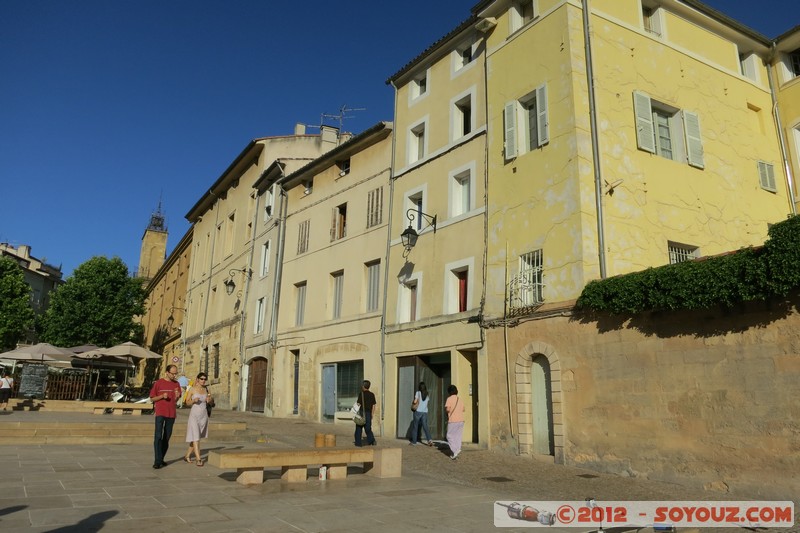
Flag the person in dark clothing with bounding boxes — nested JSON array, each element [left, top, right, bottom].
[[354, 380, 377, 446]]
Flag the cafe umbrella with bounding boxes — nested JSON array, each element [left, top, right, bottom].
[[0, 343, 74, 367], [84, 341, 163, 386]]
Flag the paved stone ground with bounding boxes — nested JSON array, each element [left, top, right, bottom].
[[0, 409, 796, 532]]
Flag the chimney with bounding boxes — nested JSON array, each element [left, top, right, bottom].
[[19, 245, 31, 258], [320, 124, 339, 146], [339, 132, 353, 145], [294, 123, 306, 135]]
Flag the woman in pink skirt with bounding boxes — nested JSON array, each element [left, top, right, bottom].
[[183, 372, 211, 466], [445, 384, 465, 460]]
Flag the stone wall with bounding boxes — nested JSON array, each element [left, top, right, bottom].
[[486, 296, 800, 499]]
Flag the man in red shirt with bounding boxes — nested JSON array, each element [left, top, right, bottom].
[[149, 364, 182, 469]]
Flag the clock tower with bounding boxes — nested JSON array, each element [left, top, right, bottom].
[[137, 202, 167, 280]]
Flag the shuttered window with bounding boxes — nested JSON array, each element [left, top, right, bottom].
[[366, 187, 383, 228], [758, 161, 777, 192]]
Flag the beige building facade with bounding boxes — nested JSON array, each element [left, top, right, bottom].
[[268, 123, 392, 425]]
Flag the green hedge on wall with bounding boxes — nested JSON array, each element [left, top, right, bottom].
[[576, 215, 800, 314]]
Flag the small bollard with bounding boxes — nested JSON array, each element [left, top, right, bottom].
[[314, 433, 325, 447], [318, 465, 327, 480], [324, 434, 336, 447]]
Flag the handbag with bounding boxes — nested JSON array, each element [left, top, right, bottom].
[[352, 394, 366, 426], [411, 394, 419, 412]]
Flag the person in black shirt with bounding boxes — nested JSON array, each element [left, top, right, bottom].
[[354, 380, 377, 446]]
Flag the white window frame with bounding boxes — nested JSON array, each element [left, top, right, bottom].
[[408, 69, 430, 104], [263, 185, 275, 221], [641, 2, 663, 37], [444, 258, 474, 314], [452, 40, 477, 76], [668, 242, 699, 264], [295, 281, 307, 326], [633, 91, 704, 169], [404, 185, 429, 231], [448, 162, 476, 219], [514, 250, 544, 308], [738, 50, 760, 82], [450, 87, 476, 141], [365, 260, 381, 313], [504, 83, 548, 160], [509, 0, 538, 34], [398, 273, 422, 323], [254, 297, 266, 334], [331, 271, 344, 320], [408, 118, 428, 165], [259, 240, 271, 277], [757, 161, 777, 192]]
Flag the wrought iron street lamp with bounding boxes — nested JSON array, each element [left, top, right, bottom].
[[401, 208, 437, 251]]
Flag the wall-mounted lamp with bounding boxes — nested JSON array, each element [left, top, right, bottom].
[[167, 306, 187, 330], [225, 268, 253, 296], [400, 208, 437, 251]]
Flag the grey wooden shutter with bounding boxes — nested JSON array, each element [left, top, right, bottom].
[[504, 101, 518, 159], [683, 110, 704, 169], [633, 91, 656, 154], [536, 84, 549, 146]]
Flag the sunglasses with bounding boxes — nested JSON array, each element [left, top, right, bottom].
[[198, 377, 207, 381]]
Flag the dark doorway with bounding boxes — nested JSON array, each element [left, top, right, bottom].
[[246, 357, 268, 412], [397, 353, 450, 440]]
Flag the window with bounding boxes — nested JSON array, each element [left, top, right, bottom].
[[366, 187, 383, 228], [330, 203, 347, 241], [409, 121, 426, 164], [668, 242, 699, 264], [633, 91, 704, 169], [264, 186, 275, 220], [642, 5, 662, 36], [739, 52, 759, 82], [452, 93, 473, 139], [407, 191, 425, 230], [295, 282, 307, 326], [410, 71, 428, 99], [450, 167, 473, 217], [504, 84, 549, 159], [790, 48, 800, 78], [297, 220, 310, 255], [510, 0, 537, 33], [366, 260, 380, 312], [402, 280, 419, 322], [224, 213, 235, 257], [337, 158, 350, 176], [512, 250, 544, 308], [259, 240, 271, 277], [331, 271, 344, 320], [335, 361, 363, 412], [758, 161, 777, 192], [254, 297, 266, 334], [212, 343, 220, 379], [454, 41, 475, 72]]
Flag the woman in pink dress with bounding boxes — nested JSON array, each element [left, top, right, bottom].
[[183, 373, 211, 466]]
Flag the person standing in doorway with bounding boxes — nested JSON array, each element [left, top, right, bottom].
[[409, 381, 433, 446], [149, 364, 182, 469], [354, 380, 377, 447], [445, 384, 465, 460]]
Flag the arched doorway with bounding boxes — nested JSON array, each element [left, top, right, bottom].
[[246, 357, 268, 412], [530, 355, 554, 455], [514, 341, 563, 461]]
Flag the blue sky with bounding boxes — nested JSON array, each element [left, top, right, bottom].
[[1, 1, 795, 277]]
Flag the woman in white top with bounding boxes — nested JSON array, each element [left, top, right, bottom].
[[410, 382, 433, 446], [0, 370, 13, 411]]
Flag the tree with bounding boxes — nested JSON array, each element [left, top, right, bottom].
[[41, 256, 146, 347], [0, 256, 35, 351]]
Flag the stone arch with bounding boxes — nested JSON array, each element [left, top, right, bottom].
[[514, 341, 564, 463]]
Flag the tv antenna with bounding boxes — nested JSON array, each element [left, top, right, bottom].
[[320, 104, 365, 132]]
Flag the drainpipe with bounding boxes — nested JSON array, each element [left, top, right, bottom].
[[503, 242, 516, 446], [582, 0, 608, 278], [380, 84, 401, 439], [200, 192, 221, 372], [235, 191, 260, 411], [766, 44, 797, 215]]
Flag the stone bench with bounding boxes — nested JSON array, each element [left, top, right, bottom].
[[207, 446, 402, 485], [84, 402, 153, 415]]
